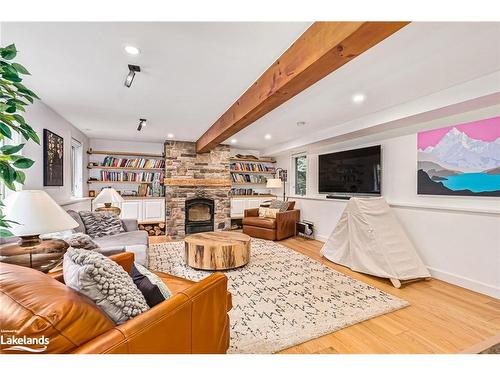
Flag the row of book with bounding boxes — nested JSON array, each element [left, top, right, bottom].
[[137, 184, 165, 197], [230, 188, 255, 196], [231, 173, 267, 184], [100, 171, 164, 182], [101, 156, 165, 169], [230, 162, 275, 173]]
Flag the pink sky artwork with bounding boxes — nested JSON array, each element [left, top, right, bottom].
[[417, 116, 500, 150]]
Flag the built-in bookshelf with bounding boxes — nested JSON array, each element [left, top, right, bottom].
[[229, 157, 276, 194], [87, 149, 165, 198]]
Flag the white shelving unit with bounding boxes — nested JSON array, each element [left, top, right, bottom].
[[87, 149, 166, 226], [229, 157, 277, 218]]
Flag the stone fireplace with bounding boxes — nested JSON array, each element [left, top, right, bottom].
[[185, 197, 214, 234], [164, 141, 231, 239]]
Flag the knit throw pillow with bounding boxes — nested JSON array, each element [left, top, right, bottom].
[[40, 231, 99, 250], [79, 211, 124, 238], [63, 248, 149, 324], [269, 199, 289, 212], [63, 232, 100, 250]]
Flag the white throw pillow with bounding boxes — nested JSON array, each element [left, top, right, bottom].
[[63, 248, 149, 324], [258, 207, 280, 219]]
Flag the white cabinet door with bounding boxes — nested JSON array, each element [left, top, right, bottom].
[[142, 199, 165, 222], [231, 199, 245, 218], [245, 199, 261, 210], [120, 200, 143, 222]]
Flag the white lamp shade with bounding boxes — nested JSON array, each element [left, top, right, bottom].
[[266, 178, 283, 189], [4, 190, 79, 236], [93, 188, 124, 204]]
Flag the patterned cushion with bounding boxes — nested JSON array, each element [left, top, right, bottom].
[[67, 210, 86, 233], [79, 211, 124, 238], [269, 200, 289, 212], [63, 233, 100, 250], [131, 263, 172, 307], [258, 207, 280, 219], [63, 248, 149, 324]]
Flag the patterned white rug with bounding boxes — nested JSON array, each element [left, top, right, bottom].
[[148, 239, 409, 354]]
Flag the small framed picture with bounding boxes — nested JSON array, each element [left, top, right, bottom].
[[88, 190, 96, 198]]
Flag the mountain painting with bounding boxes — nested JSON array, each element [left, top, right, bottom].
[[417, 116, 500, 197]]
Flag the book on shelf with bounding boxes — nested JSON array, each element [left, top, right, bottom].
[[230, 173, 267, 184], [99, 170, 164, 183], [101, 156, 165, 169], [231, 188, 254, 196], [230, 162, 275, 173], [137, 184, 165, 197]]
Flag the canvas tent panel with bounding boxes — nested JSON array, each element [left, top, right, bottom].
[[320, 197, 430, 283], [321, 208, 350, 264]]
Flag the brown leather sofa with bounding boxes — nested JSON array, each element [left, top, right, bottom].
[[0, 252, 232, 354], [242, 201, 300, 241]]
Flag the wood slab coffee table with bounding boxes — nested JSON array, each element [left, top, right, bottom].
[[184, 231, 251, 270]]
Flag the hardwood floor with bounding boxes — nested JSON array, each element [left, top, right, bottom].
[[148, 235, 500, 354]]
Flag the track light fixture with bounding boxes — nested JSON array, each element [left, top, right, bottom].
[[137, 118, 147, 131], [125, 64, 141, 88]]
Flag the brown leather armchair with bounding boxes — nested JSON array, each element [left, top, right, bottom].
[[0, 252, 232, 354], [242, 201, 300, 241]]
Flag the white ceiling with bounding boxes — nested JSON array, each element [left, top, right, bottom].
[[2, 22, 500, 152], [237, 22, 500, 152], [1, 22, 309, 142]]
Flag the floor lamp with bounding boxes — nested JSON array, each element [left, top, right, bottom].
[[266, 168, 288, 201]]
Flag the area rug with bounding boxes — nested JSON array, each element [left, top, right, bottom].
[[148, 239, 409, 354]]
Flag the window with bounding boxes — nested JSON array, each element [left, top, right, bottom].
[[293, 154, 307, 196], [70, 138, 83, 198]]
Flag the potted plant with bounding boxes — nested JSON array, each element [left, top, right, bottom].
[[0, 43, 40, 237]]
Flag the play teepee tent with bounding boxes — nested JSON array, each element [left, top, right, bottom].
[[320, 197, 430, 288]]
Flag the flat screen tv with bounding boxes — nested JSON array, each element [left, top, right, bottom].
[[318, 145, 381, 195]]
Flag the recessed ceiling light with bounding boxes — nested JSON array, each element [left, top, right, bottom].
[[352, 93, 366, 104], [124, 45, 140, 55], [296, 121, 306, 127], [167, 133, 174, 139], [264, 134, 272, 140], [231, 139, 238, 144]]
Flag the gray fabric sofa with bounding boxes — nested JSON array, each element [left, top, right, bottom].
[[67, 210, 149, 265]]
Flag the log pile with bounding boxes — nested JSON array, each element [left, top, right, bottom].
[[139, 221, 166, 236]]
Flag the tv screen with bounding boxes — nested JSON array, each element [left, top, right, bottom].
[[318, 145, 381, 195]]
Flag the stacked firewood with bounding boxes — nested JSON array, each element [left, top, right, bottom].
[[139, 222, 166, 236]]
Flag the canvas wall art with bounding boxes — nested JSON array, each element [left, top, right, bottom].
[[43, 129, 64, 186], [417, 116, 500, 197]]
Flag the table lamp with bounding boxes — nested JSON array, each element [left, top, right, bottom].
[[0, 190, 79, 272], [267, 176, 285, 201], [93, 187, 124, 215]]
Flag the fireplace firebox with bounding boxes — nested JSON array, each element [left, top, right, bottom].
[[185, 198, 214, 235]]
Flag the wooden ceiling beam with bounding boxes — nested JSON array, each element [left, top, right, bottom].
[[196, 21, 409, 153]]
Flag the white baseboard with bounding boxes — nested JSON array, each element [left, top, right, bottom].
[[311, 235, 499, 299], [314, 234, 329, 242], [426, 266, 500, 299]]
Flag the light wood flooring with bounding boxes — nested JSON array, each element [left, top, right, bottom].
[[149, 235, 500, 354]]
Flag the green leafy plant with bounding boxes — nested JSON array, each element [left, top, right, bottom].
[[0, 44, 40, 237]]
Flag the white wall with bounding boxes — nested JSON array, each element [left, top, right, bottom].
[[275, 107, 500, 298], [22, 101, 90, 205]]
